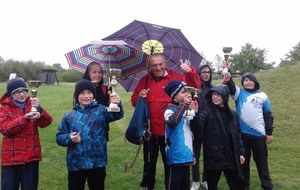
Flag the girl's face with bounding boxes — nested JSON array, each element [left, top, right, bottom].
[[12, 88, 28, 103], [173, 88, 186, 103], [243, 78, 255, 90], [211, 92, 224, 107], [89, 64, 103, 83], [78, 89, 94, 108]]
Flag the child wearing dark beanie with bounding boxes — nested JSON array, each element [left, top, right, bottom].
[[57, 79, 124, 189], [164, 80, 198, 190]]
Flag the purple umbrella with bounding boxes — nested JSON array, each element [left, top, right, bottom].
[[103, 20, 203, 92]]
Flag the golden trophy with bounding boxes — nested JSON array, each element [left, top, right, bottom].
[[27, 80, 42, 113], [107, 68, 122, 112], [222, 47, 232, 75]]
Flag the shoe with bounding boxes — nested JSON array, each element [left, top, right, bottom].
[[191, 182, 200, 190], [200, 181, 208, 190], [142, 187, 153, 190]]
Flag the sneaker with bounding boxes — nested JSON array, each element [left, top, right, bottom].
[[191, 182, 200, 190], [200, 181, 208, 190]]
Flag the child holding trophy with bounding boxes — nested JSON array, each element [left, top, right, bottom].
[[56, 79, 124, 190], [0, 77, 53, 190], [83, 61, 113, 140]]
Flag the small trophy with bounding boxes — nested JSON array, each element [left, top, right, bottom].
[[107, 68, 122, 112], [91, 81, 99, 102], [184, 86, 200, 120], [222, 47, 232, 75], [27, 80, 42, 113]]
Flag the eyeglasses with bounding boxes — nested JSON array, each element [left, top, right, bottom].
[[13, 89, 28, 96], [201, 71, 210, 74]]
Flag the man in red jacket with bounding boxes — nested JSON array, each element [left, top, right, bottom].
[[131, 53, 200, 190], [0, 77, 53, 190]]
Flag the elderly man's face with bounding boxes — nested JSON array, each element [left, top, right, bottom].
[[150, 55, 167, 79]]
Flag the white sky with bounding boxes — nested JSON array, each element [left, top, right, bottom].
[[0, 0, 299, 69]]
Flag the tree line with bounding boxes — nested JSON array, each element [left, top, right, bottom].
[[1, 42, 299, 83]]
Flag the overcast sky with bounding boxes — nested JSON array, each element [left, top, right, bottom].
[[1, 0, 299, 69]]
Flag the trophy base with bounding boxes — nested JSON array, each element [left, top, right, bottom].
[[30, 107, 39, 114], [108, 103, 120, 112]]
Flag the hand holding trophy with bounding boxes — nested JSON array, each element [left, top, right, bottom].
[[222, 47, 232, 75], [107, 68, 122, 112], [184, 86, 200, 120], [27, 80, 42, 113]]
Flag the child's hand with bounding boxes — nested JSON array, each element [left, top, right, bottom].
[[25, 112, 41, 119], [70, 132, 81, 143], [189, 100, 198, 113], [110, 93, 120, 104]]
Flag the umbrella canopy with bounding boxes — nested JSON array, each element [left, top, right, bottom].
[[103, 20, 203, 91], [65, 40, 150, 79]]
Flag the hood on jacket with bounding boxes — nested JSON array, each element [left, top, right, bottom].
[[206, 84, 230, 108], [241, 72, 260, 91], [197, 64, 212, 88], [83, 62, 104, 87]]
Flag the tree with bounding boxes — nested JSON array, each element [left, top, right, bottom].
[[279, 42, 300, 67], [230, 43, 274, 73]]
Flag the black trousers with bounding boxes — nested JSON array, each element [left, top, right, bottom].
[[140, 135, 169, 189], [68, 167, 106, 190], [242, 136, 273, 190], [168, 165, 190, 190], [206, 169, 244, 190]]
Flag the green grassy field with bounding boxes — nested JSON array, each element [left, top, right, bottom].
[[0, 64, 300, 189]]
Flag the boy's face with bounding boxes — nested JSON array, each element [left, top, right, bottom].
[[200, 66, 210, 82], [211, 92, 224, 107], [173, 88, 186, 103], [78, 89, 94, 107], [89, 64, 103, 83], [12, 88, 28, 103], [243, 77, 255, 90]]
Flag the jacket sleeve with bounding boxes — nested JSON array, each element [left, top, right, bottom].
[[226, 77, 236, 96], [164, 104, 186, 128], [37, 107, 53, 128], [263, 112, 274, 135], [233, 111, 245, 155], [56, 113, 74, 147], [183, 66, 201, 89]]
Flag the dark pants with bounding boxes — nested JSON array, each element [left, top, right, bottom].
[[242, 136, 273, 190], [140, 135, 169, 189], [206, 169, 244, 190], [68, 167, 106, 190], [168, 165, 190, 190], [1, 161, 39, 190], [191, 137, 206, 182]]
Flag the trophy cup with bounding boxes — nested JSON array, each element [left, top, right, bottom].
[[184, 86, 200, 120], [27, 80, 42, 113], [222, 47, 232, 75], [107, 68, 122, 112]]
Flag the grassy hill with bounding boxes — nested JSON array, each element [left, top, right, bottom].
[[0, 64, 299, 189]]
